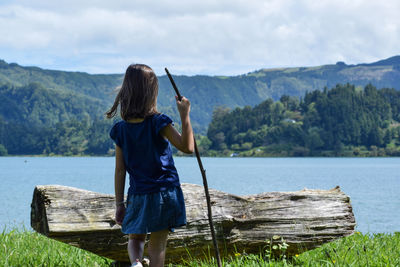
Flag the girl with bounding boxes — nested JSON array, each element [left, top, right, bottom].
[[106, 64, 194, 267]]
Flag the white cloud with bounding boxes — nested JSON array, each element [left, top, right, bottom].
[[0, 0, 399, 75]]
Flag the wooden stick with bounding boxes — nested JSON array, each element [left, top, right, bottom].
[[165, 68, 182, 101], [165, 68, 222, 267]]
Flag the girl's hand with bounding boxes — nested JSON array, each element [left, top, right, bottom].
[[115, 205, 126, 225], [176, 96, 191, 117]]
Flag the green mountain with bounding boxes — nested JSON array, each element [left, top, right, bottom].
[[161, 56, 400, 127], [1, 56, 400, 155], [1, 56, 400, 132], [0, 60, 122, 104]]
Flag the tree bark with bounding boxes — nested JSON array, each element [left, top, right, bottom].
[[31, 183, 355, 263]]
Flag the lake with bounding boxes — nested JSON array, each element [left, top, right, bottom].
[[0, 157, 399, 233]]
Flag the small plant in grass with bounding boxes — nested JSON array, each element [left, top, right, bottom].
[[263, 235, 289, 263]]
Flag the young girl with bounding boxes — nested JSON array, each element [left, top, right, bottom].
[[106, 64, 194, 267]]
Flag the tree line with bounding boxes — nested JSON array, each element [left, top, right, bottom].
[[1, 83, 400, 156], [0, 118, 114, 156], [206, 84, 400, 157]]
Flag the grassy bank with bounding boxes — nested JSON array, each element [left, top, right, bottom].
[[1, 229, 399, 266]]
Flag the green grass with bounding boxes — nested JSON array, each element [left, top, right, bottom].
[[1, 229, 399, 266], [0, 228, 112, 266]]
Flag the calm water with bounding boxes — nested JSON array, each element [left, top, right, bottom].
[[0, 157, 399, 233]]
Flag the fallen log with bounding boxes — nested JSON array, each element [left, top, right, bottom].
[[31, 183, 355, 263]]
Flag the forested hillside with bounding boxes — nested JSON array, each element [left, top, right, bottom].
[[0, 83, 112, 155], [1, 56, 400, 132], [1, 56, 400, 156], [207, 84, 400, 157]]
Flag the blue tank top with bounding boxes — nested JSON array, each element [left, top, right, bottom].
[[110, 114, 180, 194]]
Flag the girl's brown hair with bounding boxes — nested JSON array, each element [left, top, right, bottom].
[[106, 64, 159, 120]]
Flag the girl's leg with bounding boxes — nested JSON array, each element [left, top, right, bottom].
[[128, 234, 147, 264], [147, 229, 169, 267]]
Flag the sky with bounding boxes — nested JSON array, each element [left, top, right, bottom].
[[0, 0, 399, 76]]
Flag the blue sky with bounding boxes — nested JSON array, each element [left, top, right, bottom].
[[0, 0, 399, 75]]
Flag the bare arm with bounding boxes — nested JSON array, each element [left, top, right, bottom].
[[114, 145, 126, 203], [114, 145, 126, 224], [161, 96, 194, 154]]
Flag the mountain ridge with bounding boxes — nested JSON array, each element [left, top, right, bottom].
[[3, 54, 400, 76]]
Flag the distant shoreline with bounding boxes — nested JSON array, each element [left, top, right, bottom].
[[1, 153, 399, 158]]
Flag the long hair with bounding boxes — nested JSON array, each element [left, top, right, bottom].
[[106, 64, 159, 120]]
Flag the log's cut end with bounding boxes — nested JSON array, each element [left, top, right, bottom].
[[31, 185, 129, 261], [31, 186, 50, 235], [31, 185, 119, 233], [31, 183, 356, 264]]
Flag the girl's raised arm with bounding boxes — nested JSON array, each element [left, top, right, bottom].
[[161, 96, 194, 154]]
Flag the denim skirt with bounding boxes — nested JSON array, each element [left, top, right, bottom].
[[122, 186, 187, 234]]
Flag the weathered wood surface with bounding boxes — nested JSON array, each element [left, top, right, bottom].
[[31, 183, 355, 263]]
